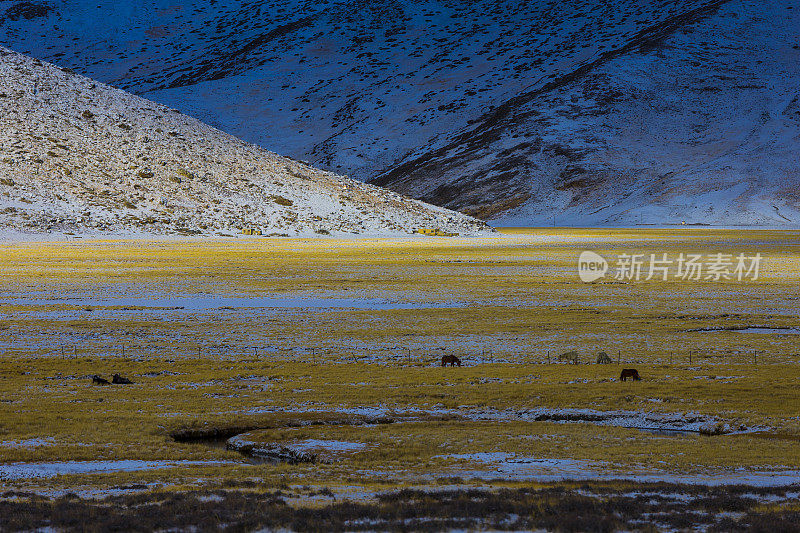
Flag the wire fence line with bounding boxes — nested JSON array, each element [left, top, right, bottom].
[[1, 342, 787, 366]]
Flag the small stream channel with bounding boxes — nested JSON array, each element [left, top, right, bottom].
[[171, 410, 722, 465]]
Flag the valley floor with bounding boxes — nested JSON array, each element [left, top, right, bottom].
[[1, 229, 799, 531]]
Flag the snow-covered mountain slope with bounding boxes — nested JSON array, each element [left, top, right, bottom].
[[4, 0, 798, 227], [373, 0, 800, 226], [0, 47, 488, 237], [1, 0, 724, 180]]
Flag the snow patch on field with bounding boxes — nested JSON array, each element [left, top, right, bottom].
[[437, 453, 597, 480], [243, 404, 754, 434], [0, 460, 236, 480], [464, 407, 750, 434], [437, 453, 800, 486], [0, 438, 56, 449], [289, 439, 367, 452], [227, 434, 369, 463]]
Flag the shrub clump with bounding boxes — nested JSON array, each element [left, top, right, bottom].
[[271, 195, 293, 206], [2, 483, 789, 532], [176, 168, 195, 180]]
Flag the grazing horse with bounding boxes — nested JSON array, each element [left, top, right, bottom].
[[620, 368, 641, 381], [596, 351, 613, 364], [559, 350, 579, 364], [112, 373, 133, 384], [441, 354, 461, 367], [92, 375, 110, 385]]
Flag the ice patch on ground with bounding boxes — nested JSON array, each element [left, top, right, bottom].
[[0, 460, 236, 480], [289, 440, 367, 452], [236, 404, 755, 434], [439, 453, 597, 479], [436, 453, 800, 486], [1, 295, 466, 311], [227, 434, 369, 463], [0, 437, 56, 449], [240, 405, 403, 419], [462, 407, 752, 434]]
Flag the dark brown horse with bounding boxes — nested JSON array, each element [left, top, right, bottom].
[[112, 373, 133, 384], [620, 368, 641, 381], [92, 375, 110, 385], [441, 354, 461, 367]]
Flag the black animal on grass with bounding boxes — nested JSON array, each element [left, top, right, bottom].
[[92, 375, 110, 385], [619, 368, 641, 381], [112, 373, 133, 384], [441, 354, 461, 367]]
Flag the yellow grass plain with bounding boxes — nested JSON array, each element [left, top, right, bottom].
[[1, 228, 799, 495]]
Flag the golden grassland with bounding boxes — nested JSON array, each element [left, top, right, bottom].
[[1, 228, 799, 494]]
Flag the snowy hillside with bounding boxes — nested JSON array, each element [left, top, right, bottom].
[[0, 1, 725, 175], [373, 0, 800, 226], [0, 47, 488, 237], [4, 0, 799, 226]]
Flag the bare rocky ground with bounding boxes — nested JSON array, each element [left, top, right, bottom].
[[0, 46, 489, 238]]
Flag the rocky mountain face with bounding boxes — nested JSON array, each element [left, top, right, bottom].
[[0, 47, 488, 237], [373, 0, 800, 226], [4, 0, 799, 226]]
